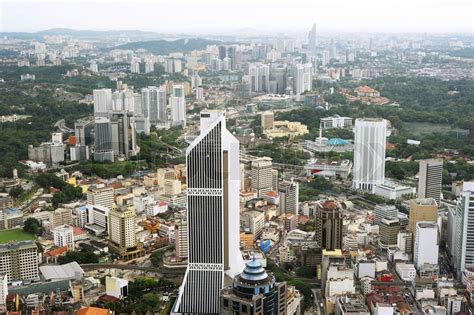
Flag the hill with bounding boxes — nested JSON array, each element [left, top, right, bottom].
[[110, 38, 221, 54]]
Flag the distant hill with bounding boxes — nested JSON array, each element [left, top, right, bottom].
[[0, 28, 159, 40], [110, 38, 221, 54]]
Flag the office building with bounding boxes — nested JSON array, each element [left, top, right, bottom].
[[108, 206, 143, 260], [374, 204, 397, 226], [241, 210, 265, 237], [74, 119, 93, 146], [414, 221, 439, 270], [49, 208, 73, 229], [320, 115, 352, 129], [173, 110, 245, 314], [335, 294, 370, 315], [93, 88, 112, 114], [93, 116, 114, 162], [109, 111, 138, 158], [261, 111, 274, 130], [218, 45, 227, 60], [378, 217, 400, 250], [418, 159, 443, 204], [171, 85, 186, 127], [249, 63, 270, 93], [352, 118, 388, 191], [50, 142, 65, 164], [53, 225, 74, 247], [87, 185, 114, 209], [316, 200, 343, 250], [452, 182, 474, 279], [251, 157, 273, 197], [270, 64, 287, 95], [408, 198, 438, 232], [278, 180, 299, 215], [220, 258, 287, 315], [0, 240, 39, 283]]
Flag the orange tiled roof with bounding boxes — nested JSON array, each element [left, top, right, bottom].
[[44, 246, 67, 257], [76, 307, 110, 315]]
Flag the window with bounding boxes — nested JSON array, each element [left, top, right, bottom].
[[224, 299, 229, 307]]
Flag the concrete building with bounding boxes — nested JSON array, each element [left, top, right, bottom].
[[320, 115, 352, 129], [93, 88, 112, 114], [249, 63, 270, 93], [220, 258, 288, 315], [241, 210, 265, 238], [414, 221, 439, 270], [174, 110, 245, 313], [171, 85, 186, 127], [141, 86, 167, 125], [395, 263, 416, 282], [175, 213, 188, 260], [374, 204, 397, 226], [93, 116, 114, 162], [261, 111, 274, 130], [316, 200, 343, 250], [418, 159, 443, 204], [335, 294, 370, 315], [294, 63, 312, 95], [279, 180, 299, 215], [53, 225, 74, 247], [352, 118, 389, 191], [87, 185, 114, 209], [285, 213, 298, 232], [0, 274, 7, 308], [378, 217, 400, 250], [408, 198, 438, 232], [105, 276, 128, 299], [0, 241, 39, 283], [49, 208, 73, 229], [108, 206, 143, 260], [251, 157, 273, 197], [372, 180, 416, 200]]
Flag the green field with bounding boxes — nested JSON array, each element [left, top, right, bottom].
[[402, 122, 469, 137], [0, 229, 35, 243]]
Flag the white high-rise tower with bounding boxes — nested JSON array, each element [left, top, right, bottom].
[[171, 85, 186, 127], [173, 110, 244, 314], [352, 118, 389, 191]]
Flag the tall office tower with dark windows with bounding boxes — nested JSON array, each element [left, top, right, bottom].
[[173, 110, 244, 314], [418, 159, 443, 205], [316, 200, 343, 250], [93, 116, 114, 162]]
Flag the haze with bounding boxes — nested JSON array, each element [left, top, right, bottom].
[[1, 0, 473, 34]]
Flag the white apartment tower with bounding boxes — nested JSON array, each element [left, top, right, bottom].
[[418, 159, 443, 204], [251, 157, 273, 197], [453, 182, 474, 279], [173, 110, 244, 314], [141, 86, 167, 125], [93, 88, 112, 115], [53, 225, 74, 247], [294, 63, 312, 95], [171, 85, 186, 127], [352, 118, 389, 191], [414, 221, 439, 270]]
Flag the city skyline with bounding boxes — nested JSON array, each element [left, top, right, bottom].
[[1, 0, 473, 34]]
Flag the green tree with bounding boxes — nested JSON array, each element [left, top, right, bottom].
[[23, 218, 42, 235]]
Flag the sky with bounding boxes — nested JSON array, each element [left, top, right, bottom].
[[1, 0, 473, 34]]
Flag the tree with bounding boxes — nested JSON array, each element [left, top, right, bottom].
[[23, 218, 41, 235], [9, 186, 24, 199]]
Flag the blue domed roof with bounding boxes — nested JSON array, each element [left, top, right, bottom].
[[327, 138, 349, 145], [240, 257, 268, 282]]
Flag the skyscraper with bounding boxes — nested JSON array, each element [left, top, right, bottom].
[[352, 118, 389, 191], [93, 88, 112, 115], [141, 86, 167, 125], [308, 23, 317, 53], [293, 63, 312, 95], [408, 198, 438, 233], [110, 111, 138, 159], [173, 110, 244, 314], [418, 159, 443, 204], [278, 180, 299, 215], [414, 221, 439, 270], [171, 85, 186, 127], [251, 157, 273, 197], [108, 206, 144, 260], [316, 200, 343, 250], [93, 116, 114, 162], [249, 63, 270, 93], [452, 182, 474, 279], [270, 63, 287, 95]]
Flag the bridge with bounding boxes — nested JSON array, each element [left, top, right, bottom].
[[80, 264, 185, 276], [271, 163, 306, 176]]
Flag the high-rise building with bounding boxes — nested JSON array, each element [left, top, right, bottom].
[[93, 88, 112, 114], [173, 110, 244, 314], [452, 182, 474, 279], [144, 60, 154, 73], [378, 217, 400, 250], [86, 185, 114, 209], [414, 221, 439, 270], [175, 213, 188, 260], [130, 59, 140, 74], [0, 241, 39, 283], [308, 23, 317, 53], [53, 225, 74, 247], [218, 45, 227, 60], [74, 119, 93, 146], [408, 198, 438, 233], [270, 64, 287, 95], [261, 111, 274, 130], [374, 204, 397, 226], [141, 86, 167, 125], [278, 180, 299, 215], [249, 63, 270, 93], [109, 111, 138, 158], [49, 208, 73, 229], [316, 200, 343, 250], [251, 157, 273, 197], [227, 46, 241, 71], [418, 159, 443, 204], [171, 85, 186, 127], [93, 116, 114, 162], [220, 258, 287, 314], [0, 274, 7, 307], [293, 63, 312, 95], [112, 90, 135, 111], [108, 206, 143, 260], [352, 118, 389, 191]]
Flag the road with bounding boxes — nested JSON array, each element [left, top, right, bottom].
[[54, 119, 73, 133]]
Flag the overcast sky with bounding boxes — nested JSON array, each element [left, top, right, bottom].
[[1, 0, 473, 34]]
